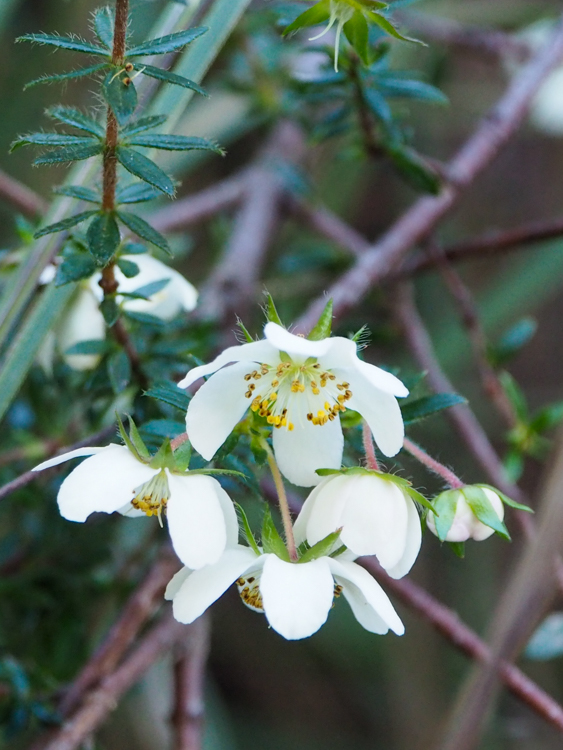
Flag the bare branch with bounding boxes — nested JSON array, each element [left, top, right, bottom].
[[0, 168, 47, 217], [287, 195, 370, 257]]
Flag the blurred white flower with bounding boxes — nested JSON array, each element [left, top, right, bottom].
[[427, 486, 505, 543]]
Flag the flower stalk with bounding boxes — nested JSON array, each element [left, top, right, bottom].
[[362, 420, 379, 471], [403, 437, 464, 489], [262, 439, 298, 562]]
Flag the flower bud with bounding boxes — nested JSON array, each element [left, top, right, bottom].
[[427, 486, 506, 543]]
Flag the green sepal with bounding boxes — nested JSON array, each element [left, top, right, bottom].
[[476, 484, 534, 514], [100, 296, 119, 326], [315, 468, 344, 477], [365, 10, 425, 46], [124, 134, 224, 154], [144, 380, 191, 411], [24, 64, 108, 89], [261, 507, 290, 561], [102, 70, 137, 125], [116, 182, 162, 204], [34, 211, 98, 239], [343, 11, 371, 66], [235, 503, 261, 555], [236, 317, 254, 343], [116, 147, 175, 196], [188, 468, 248, 479], [116, 258, 140, 278], [17, 33, 109, 56], [148, 439, 175, 470], [120, 115, 168, 137], [139, 64, 207, 97], [463, 486, 511, 541], [93, 6, 114, 49], [351, 325, 369, 344], [265, 293, 284, 326], [11, 133, 96, 151], [172, 440, 192, 472], [116, 412, 145, 462], [126, 26, 207, 57], [401, 393, 466, 425], [403, 485, 435, 513], [448, 541, 465, 559], [107, 350, 131, 394], [298, 529, 342, 564], [283, 1, 330, 36], [125, 413, 151, 461], [431, 489, 459, 542], [55, 253, 98, 286], [33, 143, 103, 165], [53, 185, 100, 203], [47, 105, 105, 137], [87, 212, 121, 266], [117, 211, 172, 255], [308, 298, 333, 341]]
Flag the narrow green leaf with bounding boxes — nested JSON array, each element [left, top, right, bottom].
[[116, 182, 162, 204], [34, 211, 98, 239], [17, 33, 110, 56], [308, 298, 333, 341], [116, 147, 175, 196], [145, 380, 191, 411], [261, 507, 290, 561], [53, 185, 100, 203], [102, 70, 138, 125], [265, 293, 284, 326], [235, 503, 260, 555], [116, 413, 142, 461], [125, 414, 151, 460], [124, 310, 166, 328], [12, 133, 96, 151], [499, 371, 528, 422], [100, 296, 119, 326], [236, 317, 253, 343], [47, 106, 105, 137], [490, 317, 537, 367], [298, 529, 342, 563], [448, 541, 465, 558], [33, 143, 103, 165], [127, 27, 207, 57], [125, 134, 223, 154], [283, 2, 330, 36], [93, 6, 114, 49], [24, 64, 108, 89], [55, 253, 98, 286], [386, 143, 441, 194], [141, 419, 186, 439], [172, 438, 192, 472], [117, 258, 140, 278], [477, 484, 534, 514], [463, 486, 511, 541], [525, 613, 563, 661], [343, 11, 371, 66], [401, 393, 466, 424], [65, 339, 108, 356], [130, 278, 170, 299], [117, 211, 171, 255], [87, 213, 121, 266], [432, 489, 460, 542], [139, 64, 207, 96], [530, 401, 563, 434], [404, 486, 434, 513], [120, 115, 168, 137], [365, 11, 424, 45]]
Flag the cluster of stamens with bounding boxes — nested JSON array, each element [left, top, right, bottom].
[[131, 471, 170, 525], [236, 574, 264, 612], [243, 359, 353, 431]]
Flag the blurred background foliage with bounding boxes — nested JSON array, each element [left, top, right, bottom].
[[1, 0, 563, 748]]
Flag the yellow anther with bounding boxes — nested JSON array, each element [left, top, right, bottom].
[[270, 392, 278, 401], [307, 413, 313, 421], [271, 379, 279, 387], [281, 418, 287, 426], [244, 373, 252, 381], [267, 415, 276, 424], [288, 423, 294, 431], [324, 402, 331, 411], [317, 410, 326, 418], [261, 399, 269, 409], [312, 387, 320, 395]]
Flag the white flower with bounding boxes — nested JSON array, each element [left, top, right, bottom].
[[427, 486, 504, 543], [57, 285, 107, 371], [32, 443, 237, 569], [293, 471, 421, 578], [179, 322, 408, 487], [165, 545, 404, 640]]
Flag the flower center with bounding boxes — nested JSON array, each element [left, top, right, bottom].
[[236, 573, 264, 612], [243, 359, 352, 431], [131, 470, 170, 524]]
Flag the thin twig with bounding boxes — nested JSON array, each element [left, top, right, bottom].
[[295, 16, 563, 332], [0, 168, 47, 217], [403, 437, 463, 489], [362, 421, 379, 471]]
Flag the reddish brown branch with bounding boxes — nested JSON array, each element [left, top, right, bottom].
[[0, 168, 47, 217]]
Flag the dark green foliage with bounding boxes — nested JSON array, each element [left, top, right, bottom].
[[24, 64, 109, 89], [120, 115, 168, 137], [93, 6, 115, 50], [117, 211, 172, 254], [116, 258, 140, 278], [87, 213, 122, 265], [47, 106, 105, 137], [116, 147, 175, 196], [401, 393, 467, 424], [33, 143, 104, 166], [100, 296, 120, 326], [124, 134, 224, 154], [17, 33, 110, 56], [116, 182, 163, 204], [126, 27, 207, 57], [144, 381, 191, 411], [140, 65, 207, 96], [102, 70, 138, 125], [34, 211, 98, 239], [53, 185, 100, 203], [54, 252, 98, 286], [107, 350, 131, 393], [12, 134, 97, 151]]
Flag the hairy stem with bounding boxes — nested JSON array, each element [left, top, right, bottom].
[[362, 421, 379, 471], [403, 437, 464, 489], [262, 440, 298, 561]]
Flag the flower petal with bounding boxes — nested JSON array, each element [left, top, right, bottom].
[[384, 492, 421, 579], [57, 286, 106, 371], [299, 475, 350, 545], [166, 474, 230, 569], [186, 361, 255, 461], [178, 340, 279, 389], [340, 475, 409, 569], [164, 566, 192, 600], [272, 417, 344, 487], [292, 476, 337, 546], [167, 546, 260, 624], [260, 555, 334, 640], [56, 444, 156, 522], [32, 446, 107, 472], [328, 559, 404, 635], [264, 322, 332, 359]]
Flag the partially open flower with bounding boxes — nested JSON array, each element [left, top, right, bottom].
[[179, 322, 408, 487], [427, 485, 506, 543], [166, 544, 404, 640], [294, 470, 422, 578], [32, 443, 237, 569]]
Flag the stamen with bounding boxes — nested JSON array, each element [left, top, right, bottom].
[[131, 470, 170, 526]]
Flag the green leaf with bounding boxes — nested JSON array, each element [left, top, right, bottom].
[[237, 317, 254, 343], [124, 310, 166, 328], [365, 10, 424, 45], [525, 613, 563, 661], [17, 33, 110, 56], [145, 380, 191, 411], [264, 293, 284, 326], [344, 11, 371, 66], [141, 419, 186, 439], [283, 2, 330, 36], [235, 503, 261, 555], [432, 489, 460, 542], [490, 317, 537, 367], [130, 278, 170, 299], [386, 143, 441, 194], [125, 413, 151, 461], [401, 393, 466, 424], [117, 211, 171, 255], [47, 105, 105, 137], [477, 484, 534, 514], [448, 541, 465, 558], [125, 134, 223, 154], [127, 27, 207, 57], [116, 413, 143, 460], [172, 439, 192, 472], [308, 298, 333, 341], [12, 133, 96, 151], [108, 351, 132, 393], [55, 253, 98, 286], [116, 147, 175, 197], [93, 6, 114, 49], [117, 258, 140, 278], [261, 507, 290, 561], [530, 401, 563, 434], [64, 339, 108, 356], [87, 213, 121, 266], [34, 211, 98, 239], [53, 185, 100, 203], [139, 64, 207, 97], [499, 371, 528, 422], [463, 486, 510, 541], [102, 70, 138, 125], [100, 296, 119, 326], [24, 64, 108, 89], [116, 182, 162, 204], [120, 115, 168, 136], [299, 529, 342, 563], [33, 143, 103, 165]]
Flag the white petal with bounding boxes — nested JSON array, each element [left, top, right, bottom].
[[213, 479, 240, 547], [342, 370, 404, 457], [56, 445, 156, 522], [272, 417, 344, 487], [168, 546, 260, 624], [164, 566, 192, 600], [340, 475, 409, 569], [57, 286, 106, 371], [264, 322, 332, 359], [186, 361, 255, 461], [384, 492, 421, 579], [178, 340, 279, 389], [300, 475, 351, 545], [292, 477, 338, 546], [355, 360, 409, 397], [166, 474, 229, 569], [329, 558, 404, 635], [32, 446, 107, 472], [260, 555, 334, 640]]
